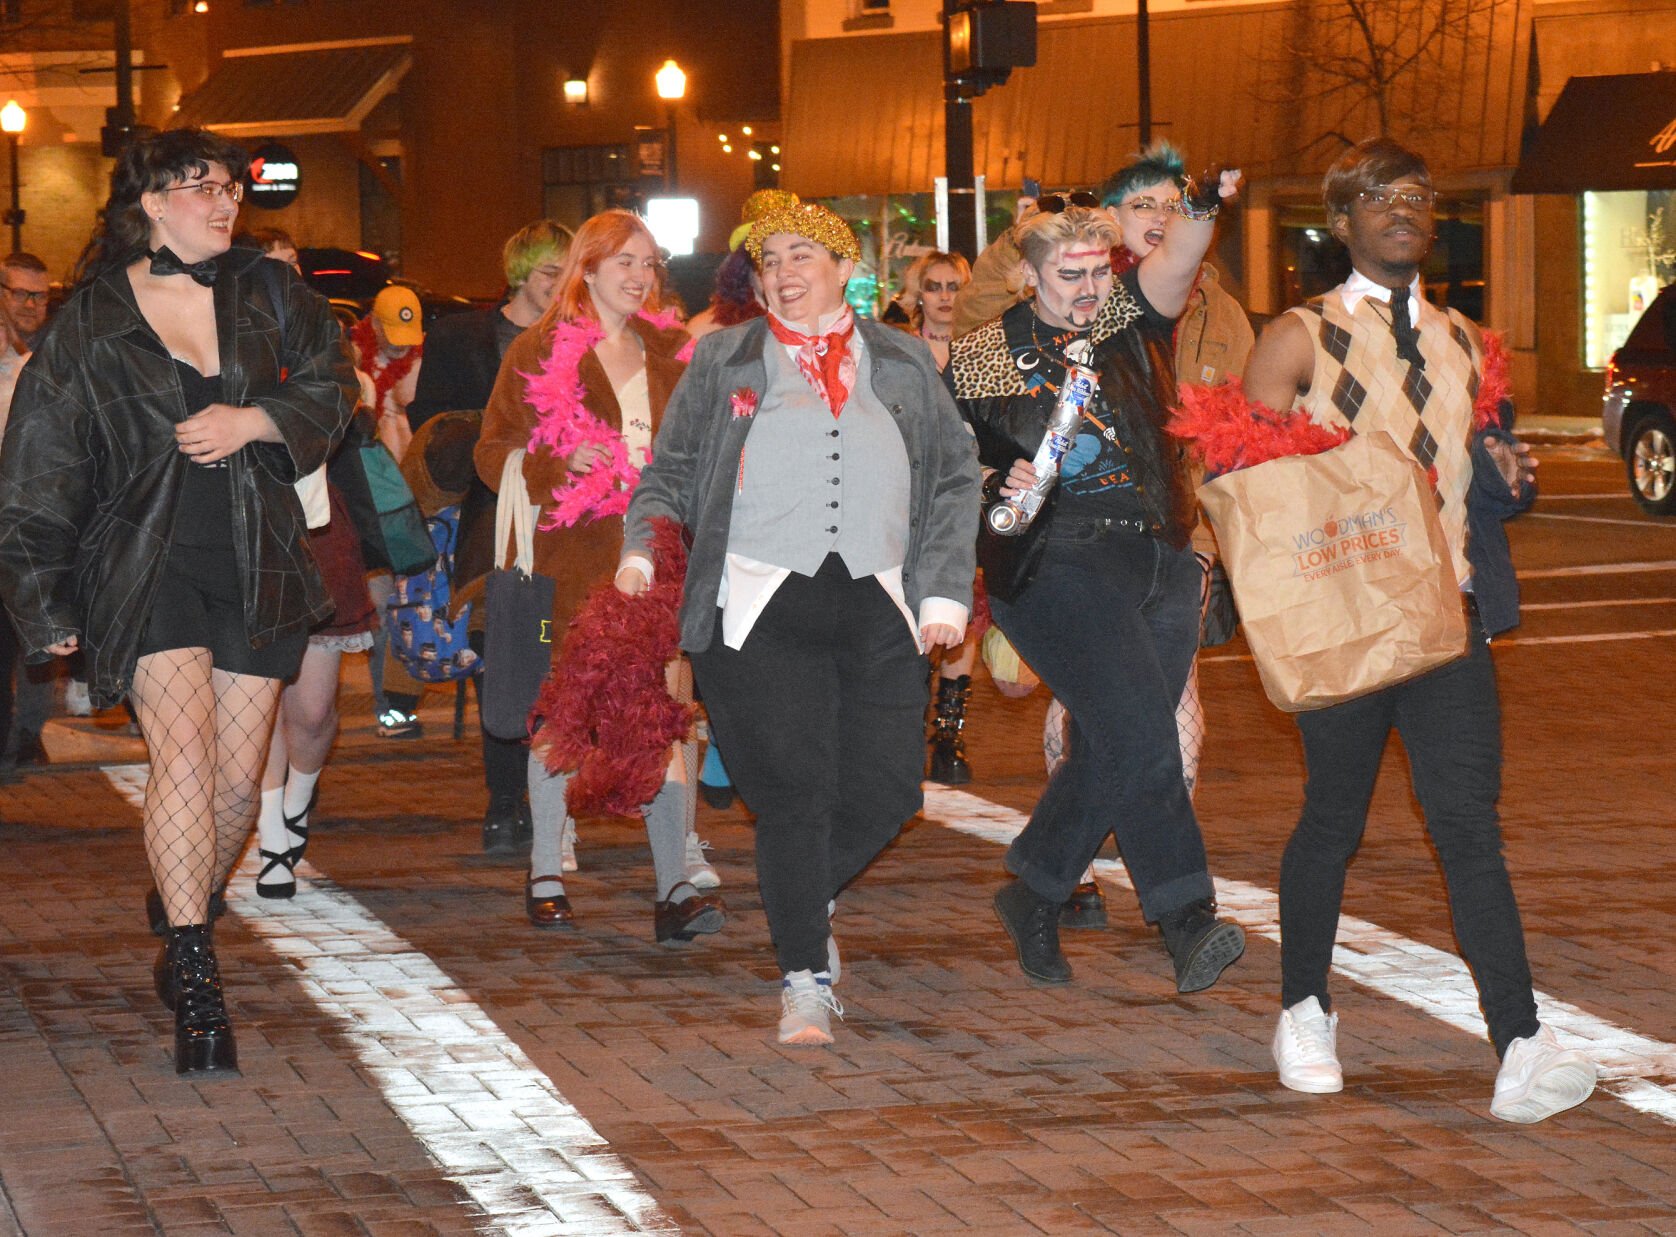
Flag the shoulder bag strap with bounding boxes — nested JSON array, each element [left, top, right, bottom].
[[494, 448, 539, 573]]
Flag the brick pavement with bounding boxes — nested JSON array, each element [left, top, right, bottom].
[[3, 455, 1676, 1234]]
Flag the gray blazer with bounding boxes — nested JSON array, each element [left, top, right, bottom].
[[623, 316, 981, 653]]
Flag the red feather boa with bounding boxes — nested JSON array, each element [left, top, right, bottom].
[[1474, 329, 1512, 431], [530, 518, 694, 819], [1168, 379, 1350, 474], [349, 317, 422, 411]]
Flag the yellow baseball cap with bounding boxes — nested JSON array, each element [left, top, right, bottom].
[[372, 285, 423, 346]]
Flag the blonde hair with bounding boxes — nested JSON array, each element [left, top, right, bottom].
[[1016, 206, 1120, 271], [903, 250, 971, 330]]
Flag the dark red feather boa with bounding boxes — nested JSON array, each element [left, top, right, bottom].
[[530, 518, 694, 818]]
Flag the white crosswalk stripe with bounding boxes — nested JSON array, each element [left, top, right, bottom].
[[922, 785, 1676, 1125]]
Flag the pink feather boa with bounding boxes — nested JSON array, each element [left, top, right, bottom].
[[521, 308, 686, 530], [530, 518, 694, 819]]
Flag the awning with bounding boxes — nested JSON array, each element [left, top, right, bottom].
[[783, 3, 1528, 199], [1511, 73, 1676, 194], [172, 37, 412, 138]]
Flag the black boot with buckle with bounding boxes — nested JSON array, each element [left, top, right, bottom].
[[927, 674, 974, 785], [159, 924, 238, 1075]]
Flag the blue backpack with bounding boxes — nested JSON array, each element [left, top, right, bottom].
[[385, 504, 480, 683]]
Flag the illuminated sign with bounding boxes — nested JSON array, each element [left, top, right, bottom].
[[247, 141, 301, 210]]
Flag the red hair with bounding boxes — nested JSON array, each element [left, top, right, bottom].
[[547, 209, 662, 326]]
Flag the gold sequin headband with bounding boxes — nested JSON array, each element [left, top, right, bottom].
[[745, 203, 861, 264]]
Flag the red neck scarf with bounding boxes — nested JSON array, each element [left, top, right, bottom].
[[766, 306, 857, 417]]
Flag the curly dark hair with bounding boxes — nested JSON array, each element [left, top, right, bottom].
[[73, 127, 249, 285], [707, 247, 758, 312]]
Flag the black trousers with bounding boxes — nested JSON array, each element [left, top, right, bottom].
[[693, 554, 929, 974], [990, 523, 1213, 914], [1280, 614, 1540, 1058]]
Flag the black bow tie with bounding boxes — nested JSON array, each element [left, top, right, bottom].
[[147, 247, 218, 288], [1388, 285, 1426, 370]]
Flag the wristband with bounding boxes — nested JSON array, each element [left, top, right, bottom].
[[1176, 170, 1226, 221]]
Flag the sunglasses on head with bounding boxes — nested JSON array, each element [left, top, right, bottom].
[[1036, 191, 1101, 213]]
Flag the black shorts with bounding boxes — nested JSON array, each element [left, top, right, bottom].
[[137, 545, 307, 681]]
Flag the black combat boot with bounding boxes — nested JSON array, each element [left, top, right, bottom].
[[163, 925, 239, 1075], [927, 674, 974, 785]]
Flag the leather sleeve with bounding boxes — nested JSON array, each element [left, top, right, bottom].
[[0, 328, 98, 655], [252, 262, 358, 484]]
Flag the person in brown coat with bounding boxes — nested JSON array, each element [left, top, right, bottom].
[[476, 209, 722, 943]]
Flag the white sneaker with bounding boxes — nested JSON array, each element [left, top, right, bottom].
[[560, 817, 578, 873], [64, 678, 92, 717], [1273, 997, 1344, 1093], [684, 830, 719, 889], [1491, 1025, 1596, 1123], [777, 970, 842, 1046]]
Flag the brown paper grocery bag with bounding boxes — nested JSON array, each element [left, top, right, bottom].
[[1198, 429, 1467, 712]]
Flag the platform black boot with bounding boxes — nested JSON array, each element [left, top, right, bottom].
[[927, 674, 973, 785], [159, 925, 239, 1075]]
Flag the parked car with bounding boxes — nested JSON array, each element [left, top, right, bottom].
[[298, 246, 484, 334], [1603, 283, 1676, 514]]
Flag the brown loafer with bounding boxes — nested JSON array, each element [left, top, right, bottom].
[[654, 885, 725, 943], [525, 876, 575, 929]]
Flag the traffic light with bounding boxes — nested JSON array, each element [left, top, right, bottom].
[[946, 1, 1036, 96]]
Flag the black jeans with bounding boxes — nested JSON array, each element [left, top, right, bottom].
[[692, 554, 928, 975], [1280, 614, 1539, 1057], [990, 521, 1214, 915]]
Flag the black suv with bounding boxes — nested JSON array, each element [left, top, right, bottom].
[[1603, 283, 1676, 513]]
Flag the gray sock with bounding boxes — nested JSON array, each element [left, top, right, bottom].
[[644, 776, 692, 902], [528, 752, 570, 899]]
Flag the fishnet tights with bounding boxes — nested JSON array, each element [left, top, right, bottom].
[[132, 649, 282, 929]]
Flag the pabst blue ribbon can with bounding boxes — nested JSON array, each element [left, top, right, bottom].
[[986, 363, 1096, 535]]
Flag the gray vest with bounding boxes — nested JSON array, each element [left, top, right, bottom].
[[727, 337, 912, 578]]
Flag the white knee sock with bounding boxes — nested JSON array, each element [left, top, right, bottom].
[[255, 787, 290, 889]]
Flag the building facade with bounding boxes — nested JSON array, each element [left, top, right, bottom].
[[779, 0, 1676, 416]]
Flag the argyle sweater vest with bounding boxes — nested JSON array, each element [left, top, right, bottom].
[[1286, 291, 1482, 587]]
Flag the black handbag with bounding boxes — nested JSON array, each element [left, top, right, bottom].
[[480, 450, 558, 740]]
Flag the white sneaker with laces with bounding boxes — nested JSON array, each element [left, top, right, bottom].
[[1491, 1025, 1596, 1123], [827, 900, 840, 984], [777, 970, 842, 1046], [1273, 996, 1344, 1093], [560, 817, 578, 873], [684, 830, 720, 889]]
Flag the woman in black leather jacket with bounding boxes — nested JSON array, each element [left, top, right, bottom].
[[0, 128, 355, 1075]]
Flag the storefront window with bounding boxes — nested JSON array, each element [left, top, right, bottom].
[[1582, 189, 1675, 370], [1276, 195, 1485, 320], [817, 192, 1014, 319]]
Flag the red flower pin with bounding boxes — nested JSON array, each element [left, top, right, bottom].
[[729, 387, 759, 419]]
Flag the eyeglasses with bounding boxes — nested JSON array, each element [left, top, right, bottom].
[[1357, 186, 1434, 213], [2, 286, 46, 304], [1036, 191, 1100, 213], [1122, 195, 1184, 218], [161, 180, 244, 204]]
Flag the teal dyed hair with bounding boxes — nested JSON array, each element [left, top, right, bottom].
[[1098, 140, 1187, 207]]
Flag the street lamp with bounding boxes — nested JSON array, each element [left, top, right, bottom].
[[654, 58, 686, 191], [1, 100, 25, 254]]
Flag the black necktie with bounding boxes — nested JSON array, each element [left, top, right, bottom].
[[147, 246, 218, 288], [1389, 285, 1426, 370]]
